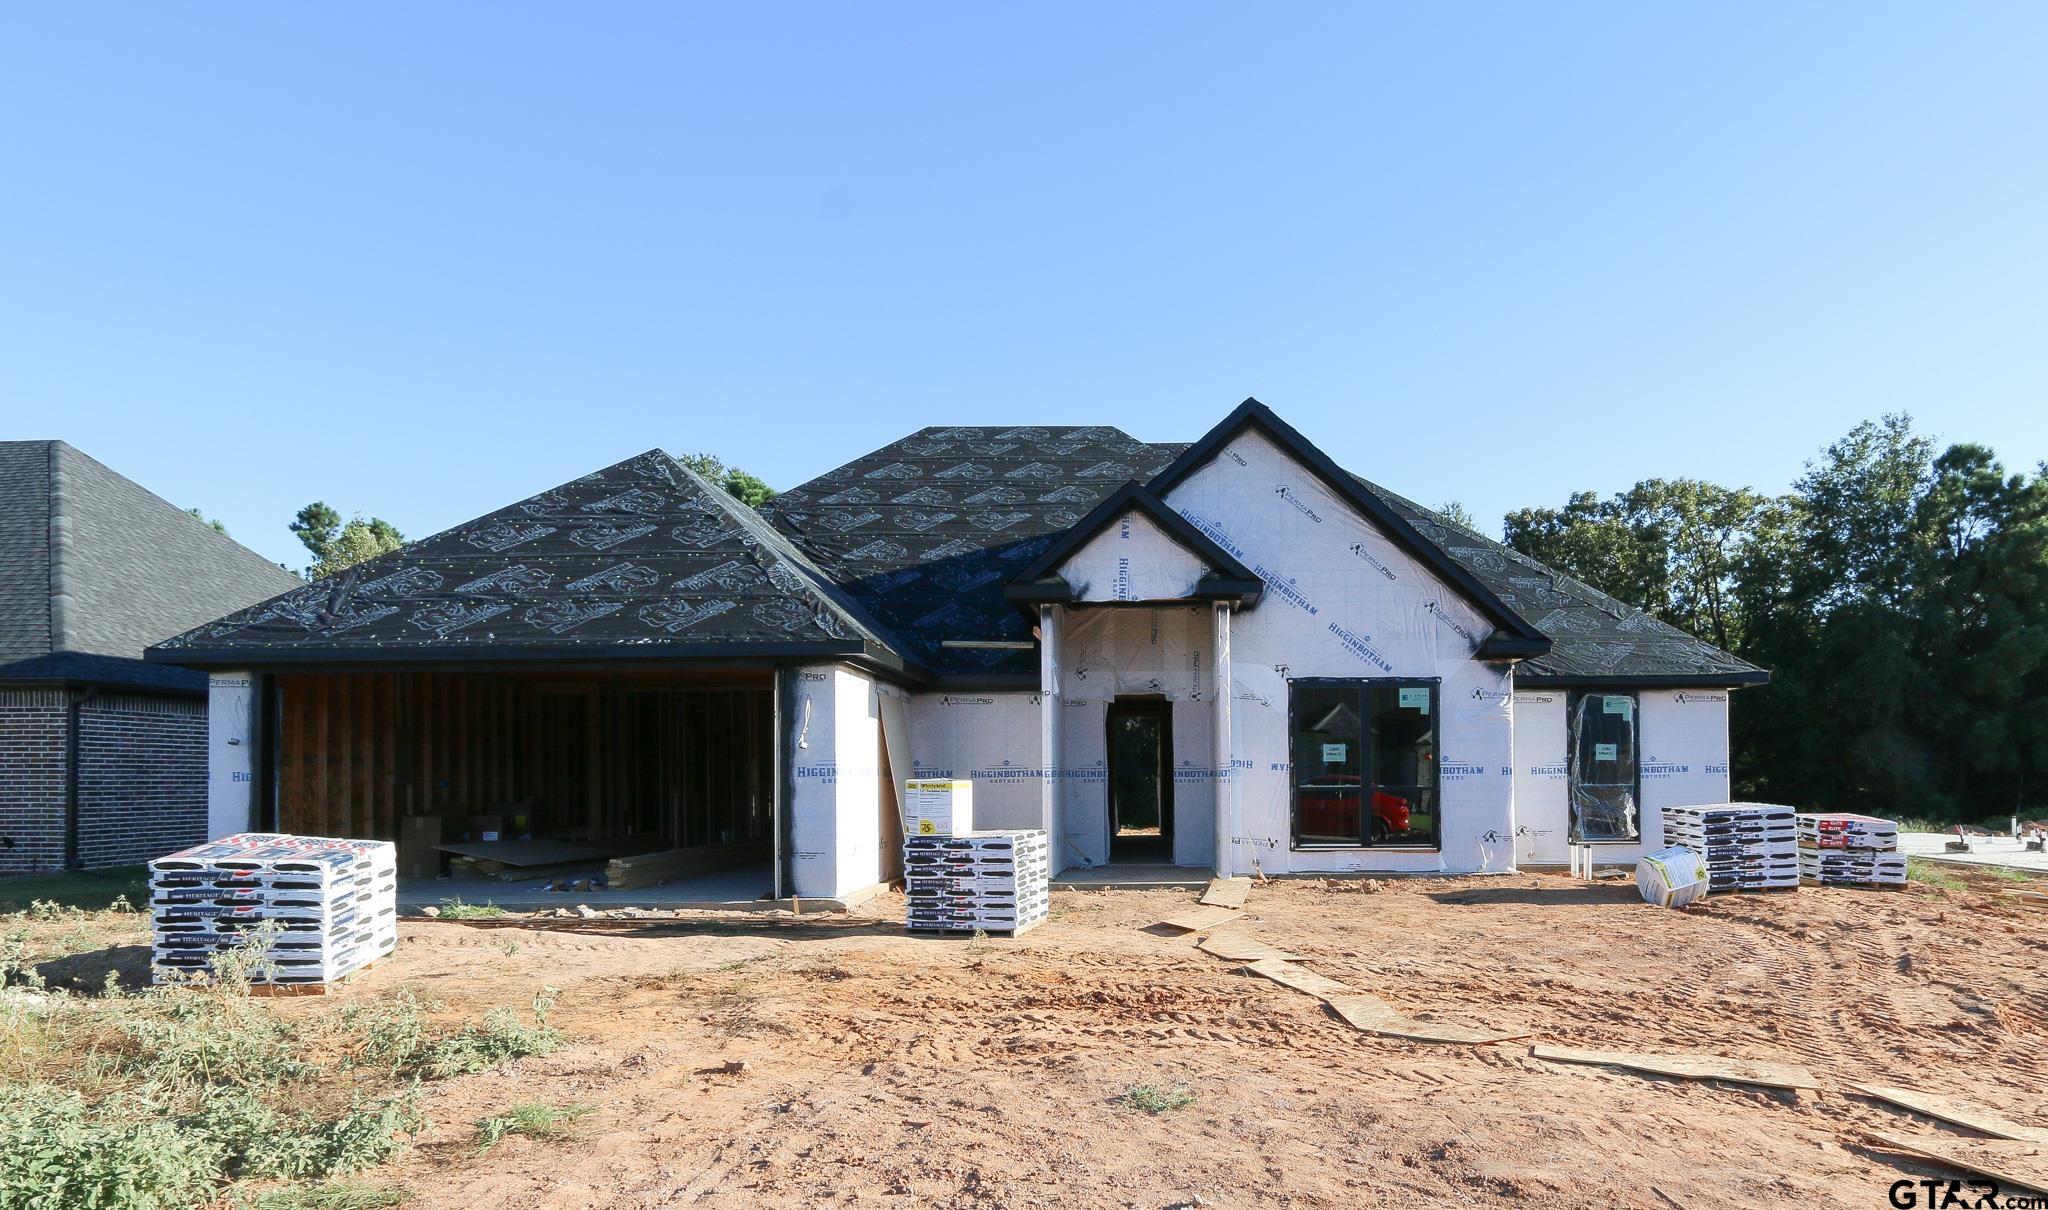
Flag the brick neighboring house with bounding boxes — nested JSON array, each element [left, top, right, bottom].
[[0, 441, 302, 872]]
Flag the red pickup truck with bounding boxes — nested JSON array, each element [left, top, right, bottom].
[[1297, 774, 1411, 841]]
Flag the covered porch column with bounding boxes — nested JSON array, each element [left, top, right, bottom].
[[1038, 604, 1065, 872], [1212, 603, 1233, 876]]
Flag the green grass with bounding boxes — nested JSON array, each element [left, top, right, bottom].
[[249, 1179, 410, 1209], [1, 898, 569, 1209], [434, 897, 509, 921], [1906, 859, 1967, 890], [1118, 1082, 1196, 1115], [472, 1102, 592, 1152], [0, 866, 149, 913]]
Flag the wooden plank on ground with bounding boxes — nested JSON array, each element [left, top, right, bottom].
[[1867, 1130, 2048, 1195], [1848, 1084, 2048, 1145], [1156, 905, 1243, 933], [1243, 957, 1352, 1000], [1323, 993, 1529, 1044], [1197, 932, 1303, 963], [1199, 877, 1251, 909], [1529, 1044, 1819, 1091]]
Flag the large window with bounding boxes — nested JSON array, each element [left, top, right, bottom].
[[1567, 690, 1639, 842], [1289, 679, 1439, 848]]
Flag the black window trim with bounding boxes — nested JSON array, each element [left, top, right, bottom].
[[1287, 675, 1442, 851], [1565, 687, 1643, 845]]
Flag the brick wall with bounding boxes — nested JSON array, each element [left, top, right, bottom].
[[76, 693, 208, 868], [0, 689, 69, 873], [0, 688, 210, 873]]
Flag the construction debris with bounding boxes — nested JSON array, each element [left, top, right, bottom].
[[1865, 1130, 2048, 1195], [1241, 960, 1525, 1043], [1156, 905, 1244, 933], [1198, 877, 1251, 909], [1196, 932, 1304, 963], [1529, 1044, 1819, 1091], [1847, 1084, 2048, 1144], [1242, 957, 1352, 999]]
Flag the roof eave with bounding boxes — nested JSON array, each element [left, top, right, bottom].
[[1513, 669, 1772, 688], [146, 638, 876, 670], [1476, 634, 1553, 660]]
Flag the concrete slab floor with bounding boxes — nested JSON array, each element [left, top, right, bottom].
[[1053, 863, 1212, 890], [396, 862, 800, 912], [1898, 832, 2048, 875]]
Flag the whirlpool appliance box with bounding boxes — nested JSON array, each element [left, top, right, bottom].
[[904, 779, 975, 837]]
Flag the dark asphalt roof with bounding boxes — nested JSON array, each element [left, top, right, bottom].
[[0, 440, 303, 691], [146, 415, 1763, 687], [1358, 478, 1767, 685], [764, 426, 1188, 677], [152, 450, 904, 667]]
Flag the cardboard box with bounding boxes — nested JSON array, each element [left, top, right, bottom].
[[398, 816, 443, 880], [905, 780, 974, 837]]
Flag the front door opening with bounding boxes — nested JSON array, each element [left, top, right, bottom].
[[1107, 699, 1173, 863]]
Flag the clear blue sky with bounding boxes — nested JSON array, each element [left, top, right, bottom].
[[3, 4, 2044, 571]]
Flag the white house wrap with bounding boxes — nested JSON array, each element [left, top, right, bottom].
[[168, 399, 1765, 902]]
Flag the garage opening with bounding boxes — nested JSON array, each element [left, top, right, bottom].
[[267, 669, 774, 894]]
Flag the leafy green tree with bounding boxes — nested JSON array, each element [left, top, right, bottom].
[[1435, 500, 1479, 532], [1505, 480, 1780, 651], [1502, 413, 2048, 823], [292, 502, 405, 580], [185, 507, 229, 536], [677, 453, 777, 508]]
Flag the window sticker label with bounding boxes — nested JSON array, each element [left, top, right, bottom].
[[1603, 697, 1632, 717], [1399, 687, 1430, 712], [1321, 743, 1348, 764], [1594, 742, 1618, 762]]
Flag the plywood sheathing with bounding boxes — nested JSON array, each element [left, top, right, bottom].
[[1865, 1130, 2048, 1195], [1196, 932, 1304, 963], [1847, 1084, 2048, 1145], [1155, 905, 1244, 933], [1241, 959, 1527, 1044], [1529, 1044, 1820, 1092], [1198, 877, 1252, 909]]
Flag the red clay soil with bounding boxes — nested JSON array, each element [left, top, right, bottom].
[[330, 870, 2046, 1208]]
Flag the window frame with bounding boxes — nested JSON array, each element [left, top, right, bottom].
[[1565, 688, 1642, 844], [1287, 676, 1442, 851]]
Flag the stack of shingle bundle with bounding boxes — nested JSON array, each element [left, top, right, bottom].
[[149, 832, 398, 987], [1795, 812, 1905, 888], [903, 830, 1051, 935], [1661, 804, 1800, 893]]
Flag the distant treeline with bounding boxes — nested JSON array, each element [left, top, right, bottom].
[[1503, 415, 2047, 825]]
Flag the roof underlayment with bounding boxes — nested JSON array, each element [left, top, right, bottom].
[[153, 450, 905, 669], [150, 410, 1765, 687]]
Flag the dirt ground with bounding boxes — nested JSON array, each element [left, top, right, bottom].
[[285, 870, 2044, 1208]]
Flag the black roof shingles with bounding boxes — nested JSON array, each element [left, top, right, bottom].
[[764, 426, 1187, 677], [152, 450, 905, 669], [0, 440, 303, 691], [147, 416, 1764, 688]]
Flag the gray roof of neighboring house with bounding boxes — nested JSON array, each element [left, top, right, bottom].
[[152, 450, 908, 670], [0, 440, 303, 691]]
